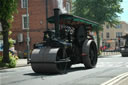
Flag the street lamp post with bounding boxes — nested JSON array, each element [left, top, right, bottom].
[[26, 0, 30, 64]]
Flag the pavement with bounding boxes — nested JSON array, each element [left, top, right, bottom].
[[16, 59, 28, 67], [0, 58, 128, 85], [0, 59, 29, 70]]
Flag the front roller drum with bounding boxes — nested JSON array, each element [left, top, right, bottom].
[[31, 47, 69, 73]]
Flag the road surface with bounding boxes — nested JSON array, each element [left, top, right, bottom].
[[0, 54, 128, 85]]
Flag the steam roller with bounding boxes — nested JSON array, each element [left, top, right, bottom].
[[30, 8, 99, 74]]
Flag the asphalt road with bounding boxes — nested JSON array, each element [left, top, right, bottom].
[[1, 54, 128, 85]]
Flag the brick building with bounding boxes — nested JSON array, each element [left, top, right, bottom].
[[11, 0, 72, 57]]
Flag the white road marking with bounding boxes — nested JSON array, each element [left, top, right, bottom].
[[101, 72, 128, 85]]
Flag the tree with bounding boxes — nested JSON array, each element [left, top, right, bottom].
[[73, 0, 123, 50], [0, 0, 18, 63]]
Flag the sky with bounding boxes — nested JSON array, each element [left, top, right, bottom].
[[119, 0, 128, 23]]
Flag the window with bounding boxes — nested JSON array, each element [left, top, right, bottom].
[[66, 2, 70, 13], [116, 24, 122, 29], [21, 0, 27, 8], [106, 32, 109, 38], [22, 15, 29, 29], [106, 43, 110, 48], [106, 25, 109, 29], [120, 41, 124, 47], [116, 32, 122, 38], [101, 33, 103, 39]]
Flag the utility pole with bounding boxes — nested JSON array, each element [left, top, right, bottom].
[[46, 0, 48, 30], [26, 0, 30, 64]]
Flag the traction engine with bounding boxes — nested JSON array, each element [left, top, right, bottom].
[[30, 8, 99, 73]]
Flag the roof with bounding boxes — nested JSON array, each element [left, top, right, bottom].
[[47, 14, 99, 27]]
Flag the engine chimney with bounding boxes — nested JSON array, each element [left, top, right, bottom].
[[54, 8, 60, 38]]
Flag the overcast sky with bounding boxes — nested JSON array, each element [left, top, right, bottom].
[[119, 0, 128, 23]]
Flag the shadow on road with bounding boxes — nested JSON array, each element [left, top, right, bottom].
[[24, 66, 90, 77], [67, 67, 85, 72], [24, 72, 65, 76], [24, 73, 44, 76]]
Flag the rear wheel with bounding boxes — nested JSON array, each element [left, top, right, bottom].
[[83, 42, 98, 69]]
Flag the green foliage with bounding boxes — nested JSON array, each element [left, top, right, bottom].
[[9, 31, 12, 35], [73, 0, 123, 50], [0, 52, 18, 68], [0, 62, 9, 67], [9, 38, 15, 47], [8, 55, 16, 68], [0, 0, 18, 63], [73, 0, 123, 26], [0, 0, 18, 31], [0, 0, 18, 22], [0, 56, 2, 62]]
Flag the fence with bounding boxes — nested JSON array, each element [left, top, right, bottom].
[[100, 51, 121, 56]]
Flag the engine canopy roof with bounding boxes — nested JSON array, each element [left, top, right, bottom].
[[47, 14, 99, 28]]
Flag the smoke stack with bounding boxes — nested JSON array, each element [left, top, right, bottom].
[[54, 8, 60, 38]]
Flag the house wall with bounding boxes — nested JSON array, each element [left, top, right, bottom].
[[100, 21, 128, 50]]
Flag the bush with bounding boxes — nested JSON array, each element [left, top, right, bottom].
[[0, 56, 2, 62], [98, 50, 102, 56], [8, 52, 17, 68], [9, 38, 15, 48], [0, 52, 17, 68], [0, 62, 9, 67], [8, 56, 16, 68]]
